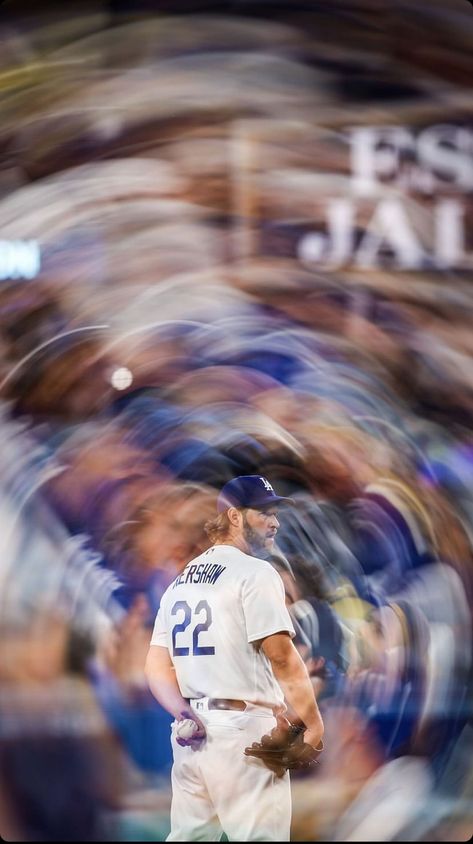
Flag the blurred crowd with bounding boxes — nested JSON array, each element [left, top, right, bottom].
[[0, 0, 472, 841]]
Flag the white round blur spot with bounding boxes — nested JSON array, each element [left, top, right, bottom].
[[110, 367, 133, 390]]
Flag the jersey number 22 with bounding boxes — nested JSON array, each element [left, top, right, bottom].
[[171, 600, 215, 656]]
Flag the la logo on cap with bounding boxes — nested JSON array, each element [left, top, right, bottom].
[[260, 477, 274, 492]]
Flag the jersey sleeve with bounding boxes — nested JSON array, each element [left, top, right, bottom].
[[150, 603, 168, 647], [242, 564, 296, 643]]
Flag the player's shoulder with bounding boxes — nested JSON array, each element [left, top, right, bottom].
[[239, 550, 280, 579], [201, 544, 252, 566], [195, 545, 274, 580]]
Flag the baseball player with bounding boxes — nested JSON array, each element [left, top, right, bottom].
[[145, 475, 324, 841]]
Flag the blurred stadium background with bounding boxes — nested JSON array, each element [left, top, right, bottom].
[[0, 0, 472, 840]]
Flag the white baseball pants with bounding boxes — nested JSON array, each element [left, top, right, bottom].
[[166, 699, 291, 842]]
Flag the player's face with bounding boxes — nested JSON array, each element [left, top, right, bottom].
[[242, 507, 280, 555]]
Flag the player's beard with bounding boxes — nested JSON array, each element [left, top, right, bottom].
[[242, 512, 270, 556]]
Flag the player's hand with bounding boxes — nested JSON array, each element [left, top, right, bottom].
[[176, 710, 206, 747], [244, 713, 323, 776]]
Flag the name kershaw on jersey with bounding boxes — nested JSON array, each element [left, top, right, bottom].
[[173, 563, 226, 588]]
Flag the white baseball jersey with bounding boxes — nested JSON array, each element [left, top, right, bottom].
[[151, 544, 295, 706]]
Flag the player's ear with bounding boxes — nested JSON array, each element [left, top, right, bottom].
[[227, 506, 241, 527]]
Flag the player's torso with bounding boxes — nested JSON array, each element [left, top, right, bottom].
[[160, 546, 278, 703]]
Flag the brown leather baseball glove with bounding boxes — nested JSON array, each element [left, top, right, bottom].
[[244, 714, 324, 777]]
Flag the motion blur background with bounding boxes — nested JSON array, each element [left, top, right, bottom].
[[0, 0, 472, 840]]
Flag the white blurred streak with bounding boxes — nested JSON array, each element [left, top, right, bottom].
[[211, 406, 305, 461], [422, 623, 456, 722], [45, 15, 299, 69], [0, 325, 109, 394], [0, 404, 123, 636], [52, 53, 320, 120], [0, 160, 186, 238], [333, 756, 434, 841], [399, 562, 471, 693], [104, 276, 253, 335]]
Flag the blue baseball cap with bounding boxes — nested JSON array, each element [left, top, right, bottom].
[[217, 475, 295, 513]]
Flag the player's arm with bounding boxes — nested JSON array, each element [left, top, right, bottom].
[[144, 644, 194, 719], [145, 645, 206, 745], [261, 631, 324, 750]]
